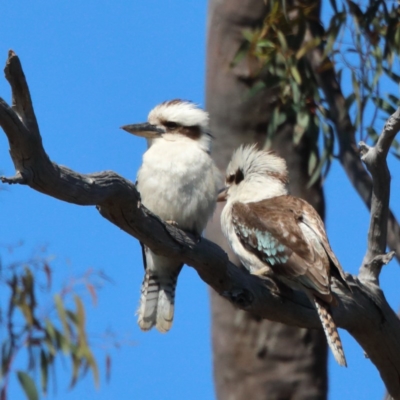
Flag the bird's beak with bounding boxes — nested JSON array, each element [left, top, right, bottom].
[[217, 187, 228, 202], [120, 122, 165, 139]]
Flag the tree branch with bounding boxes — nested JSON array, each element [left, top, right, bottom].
[[358, 107, 400, 282], [306, 41, 400, 269], [2, 51, 400, 398]]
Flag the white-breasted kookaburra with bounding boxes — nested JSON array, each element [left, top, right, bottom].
[[121, 100, 219, 333], [218, 144, 348, 366]]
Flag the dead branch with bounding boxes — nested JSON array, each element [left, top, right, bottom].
[[306, 40, 400, 266], [2, 51, 400, 398], [358, 107, 400, 282]]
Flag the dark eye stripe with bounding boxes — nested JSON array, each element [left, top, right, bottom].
[[227, 174, 235, 184], [164, 121, 179, 129], [235, 169, 244, 184], [226, 169, 244, 185]]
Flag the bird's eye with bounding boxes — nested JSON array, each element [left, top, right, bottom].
[[226, 174, 235, 184], [235, 169, 244, 184], [164, 121, 179, 129]]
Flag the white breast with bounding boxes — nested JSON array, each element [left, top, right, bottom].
[[137, 136, 220, 234]]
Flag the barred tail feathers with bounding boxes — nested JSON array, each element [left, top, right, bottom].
[[137, 248, 182, 333], [313, 296, 347, 367], [156, 271, 180, 333], [137, 268, 160, 331]]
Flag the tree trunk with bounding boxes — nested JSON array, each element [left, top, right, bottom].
[[205, 1, 328, 399]]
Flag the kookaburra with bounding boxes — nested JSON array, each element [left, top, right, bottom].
[[218, 144, 348, 366], [121, 100, 219, 333]]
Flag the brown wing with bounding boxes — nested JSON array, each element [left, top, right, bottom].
[[232, 196, 341, 302], [292, 197, 348, 284]]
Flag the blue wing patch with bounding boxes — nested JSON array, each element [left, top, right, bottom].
[[234, 223, 289, 266]]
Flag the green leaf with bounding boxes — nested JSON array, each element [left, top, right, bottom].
[[276, 30, 288, 53], [17, 371, 38, 400], [22, 268, 35, 310], [267, 107, 280, 136], [242, 29, 255, 42], [384, 18, 397, 60], [297, 111, 310, 129], [295, 37, 321, 60], [351, 70, 361, 129], [257, 39, 275, 49], [1, 340, 12, 377], [54, 294, 70, 343], [55, 328, 71, 354], [281, 0, 288, 21], [347, 1, 364, 22], [74, 295, 86, 344], [329, 0, 338, 13], [293, 124, 306, 145], [105, 354, 111, 382], [291, 80, 300, 104], [70, 355, 81, 388], [383, 68, 400, 83], [363, 2, 380, 30], [40, 350, 48, 395], [308, 148, 327, 188], [395, 27, 400, 50], [387, 94, 400, 107], [19, 303, 33, 326], [44, 320, 57, 355], [85, 348, 99, 388], [277, 112, 287, 126], [323, 13, 344, 58], [245, 81, 266, 100], [372, 97, 397, 115], [308, 150, 318, 176], [290, 66, 302, 85], [66, 310, 78, 325]]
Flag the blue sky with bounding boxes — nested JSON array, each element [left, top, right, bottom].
[[0, 1, 399, 399]]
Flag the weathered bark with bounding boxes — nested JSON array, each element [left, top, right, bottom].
[[2, 51, 400, 398], [206, 1, 328, 399]]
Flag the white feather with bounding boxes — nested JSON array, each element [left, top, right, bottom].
[[148, 100, 209, 130], [138, 134, 219, 233]]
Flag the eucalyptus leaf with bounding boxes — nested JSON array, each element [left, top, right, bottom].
[[54, 294, 70, 343], [277, 30, 288, 53], [329, 0, 338, 13], [372, 97, 397, 115], [290, 66, 302, 85], [17, 371, 38, 400], [40, 350, 48, 395]]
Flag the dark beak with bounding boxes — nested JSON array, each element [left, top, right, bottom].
[[120, 122, 165, 139], [217, 187, 228, 202]]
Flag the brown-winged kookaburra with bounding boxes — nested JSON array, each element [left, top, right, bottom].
[[218, 144, 348, 366], [121, 100, 219, 333]]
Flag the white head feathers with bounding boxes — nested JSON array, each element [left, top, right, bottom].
[[148, 99, 209, 129], [227, 144, 288, 183], [224, 144, 288, 203]]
